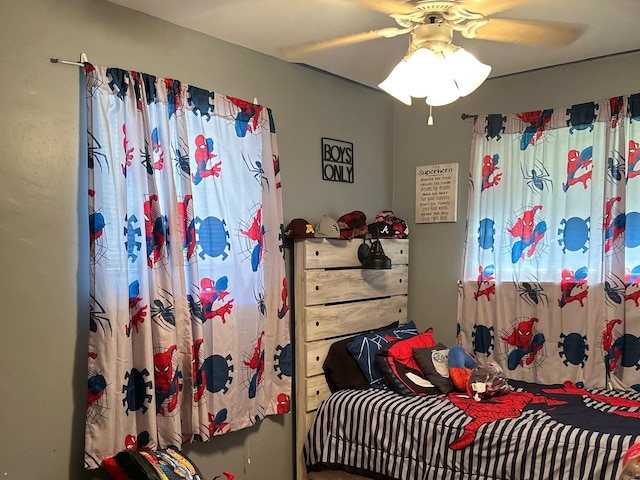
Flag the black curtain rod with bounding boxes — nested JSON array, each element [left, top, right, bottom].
[[50, 53, 89, 67]]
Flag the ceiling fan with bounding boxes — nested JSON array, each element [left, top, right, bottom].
[[278, 0, 585, 59], [279, 0, 585, 108]]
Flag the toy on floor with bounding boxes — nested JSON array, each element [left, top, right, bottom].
[[102, 446, 234, 480]]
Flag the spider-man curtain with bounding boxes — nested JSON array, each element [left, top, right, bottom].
[[458, 93, 640, 390], [84, 64, 291, 468]]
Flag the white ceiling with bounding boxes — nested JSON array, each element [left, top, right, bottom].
[[106, 0, 640, 90]]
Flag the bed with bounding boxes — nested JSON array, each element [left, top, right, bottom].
[[292, 238, 640, 480]]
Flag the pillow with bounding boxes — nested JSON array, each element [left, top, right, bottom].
[[375, 329, 439, 395], [346, 321, 419, 389], [323, 321, 399, 393], [413, 343, 456, 394]]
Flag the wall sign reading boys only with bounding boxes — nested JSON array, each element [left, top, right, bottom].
[[321, 137, 354, 183]]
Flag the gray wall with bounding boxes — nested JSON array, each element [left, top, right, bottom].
[[0, 1, 393, 479], [393, 52, 640, 347], [1, 0, 638, 479]]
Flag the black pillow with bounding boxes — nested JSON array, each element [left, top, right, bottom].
[[413, 343, 456, 394], [347, 321, 419, 389], [323, 321, 399, 392]]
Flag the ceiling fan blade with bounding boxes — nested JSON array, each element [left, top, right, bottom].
[[350, 0, 418, 15], [468, 18, 585, 46], [278, 27, 408, 59], [458, 0, 528, 16]]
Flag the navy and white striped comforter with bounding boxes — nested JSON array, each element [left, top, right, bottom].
[[304, 382, 640, 480]]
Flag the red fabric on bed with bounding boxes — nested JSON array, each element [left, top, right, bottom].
[[376, 328, 438, 395], [102, 456, 130, 480]]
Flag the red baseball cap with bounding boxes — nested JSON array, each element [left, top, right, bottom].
[[284, 218, 315, 238]]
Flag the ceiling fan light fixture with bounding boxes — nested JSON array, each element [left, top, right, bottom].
[[377, 60, 414, 105], [443, 47, 492, 97], [425, 85, 461, 107], [379, 43, 491, 107], [403, 48, 441, 97], [378, 47, 439, 102]]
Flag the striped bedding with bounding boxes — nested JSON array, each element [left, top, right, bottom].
[[304, 381, 640, 480]]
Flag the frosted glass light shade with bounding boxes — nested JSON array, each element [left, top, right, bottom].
[[444, 47, 492, 97], [377, 60, 413, 105], [378, 45, 491, 107]]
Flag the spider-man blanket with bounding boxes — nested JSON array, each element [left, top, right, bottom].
[[448, 380, 640, 449], [305, 383, 640, 480]]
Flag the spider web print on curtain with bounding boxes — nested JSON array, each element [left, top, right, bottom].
[[84, 64, 291, 468], [457, 93, 640, 390]]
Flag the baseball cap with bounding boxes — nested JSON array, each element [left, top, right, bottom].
[[367, 210, 409, 239], [314, 215, 341, 238], [337, 211, 368, 239], [284, 218, 315, 238]]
